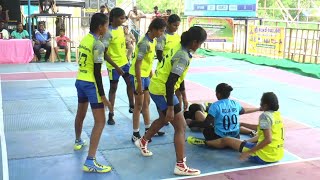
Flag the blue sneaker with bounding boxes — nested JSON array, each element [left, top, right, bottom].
[[83, 158, 112, 173], [73, 139, 86, 150]]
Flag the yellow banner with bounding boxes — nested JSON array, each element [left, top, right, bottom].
[[84, 8, 98, 13], [247, 25, 285, 58]]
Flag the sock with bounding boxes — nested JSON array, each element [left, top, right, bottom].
[[75, 138, 81, 143], [145, 124, 151, 129], [133, 129, 139, 133], [109, 112, 114, 116], [130, 104, 134, 109], [86, 156, 94, 160]]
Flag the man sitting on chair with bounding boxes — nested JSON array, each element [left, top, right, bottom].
[[33, 22, 52, 62]]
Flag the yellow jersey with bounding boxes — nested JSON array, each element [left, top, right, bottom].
[[156, 31, 181, 58], [149, 44, 192, 95], [106, 26, 128, 69], [77, 33, 105, 82], [254, 111, 284, 162], [129, 34, 157, 77]]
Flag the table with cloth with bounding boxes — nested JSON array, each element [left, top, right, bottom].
[[0, 39, 34, 64]]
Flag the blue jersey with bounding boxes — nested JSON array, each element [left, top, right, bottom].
[[208, 99, 243, 138]]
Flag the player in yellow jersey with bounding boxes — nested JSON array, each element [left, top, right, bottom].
[[188, 92, 284, 164], [129, 18, 167, 142], [103, 7, 134, 125], [74, 13, 112, 173], [156, 14, 185, 113], [134, 26, 207, 176]]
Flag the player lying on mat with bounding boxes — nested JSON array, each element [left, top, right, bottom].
[[184, 103, 257, 136], [185, 83, 260, 140], [188, 92, 284, 164]]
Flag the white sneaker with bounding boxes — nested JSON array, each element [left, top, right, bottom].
[[174, 157, 201, 176], [134, 138, 153, 157]]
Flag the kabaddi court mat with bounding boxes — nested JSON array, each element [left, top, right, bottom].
[[0, 56, 320, 180]]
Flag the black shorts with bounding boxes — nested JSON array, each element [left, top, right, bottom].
[[58, 45, 66, 49], [203, 126, 240, 140]]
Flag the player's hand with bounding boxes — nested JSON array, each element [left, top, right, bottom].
[[183, 98, 188, 112], [165, 107, 174, 122], [239, 152, 251, 161], [137, 84, 143, 95], [35, 40, 40, 45], [116, 67, 124, 76], [149, 71, 153, 78], [101, 96, 111, 111]]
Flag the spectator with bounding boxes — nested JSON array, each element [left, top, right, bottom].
[[123, 25, 135, 61], [54, 29, 71, 62], [11, 23, 29, 39], [32, 22, 52, 62], [0, 4, 9, 22], [152, 6, 162, 19], [0, 20, 9, 39], [100, 4, 110, 15], [162, 9, 172, 22], [128, 6, 146, 43]]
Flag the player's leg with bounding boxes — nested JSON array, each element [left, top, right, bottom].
[[107, 68, 120, 125], [74, 80, 89, 150], [122, 64, 135, 113], [132, 76, 144, 142], [83, 82, 111, 173], [171, 108, 201, 176]]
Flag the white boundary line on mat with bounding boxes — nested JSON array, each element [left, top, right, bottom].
[[163, 157, 320, 180], [0, 76, 9, 180]]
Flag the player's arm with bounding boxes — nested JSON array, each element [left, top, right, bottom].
[[245, 114, 272, 154], [156, 35, 165, 61], [93, 43, 105, 97], [102, 33, 122, 71], [241, 107, 261, 115], [135, 41, 149, 94], [165, 57, 188, 108], [179, 81, 188, 111]]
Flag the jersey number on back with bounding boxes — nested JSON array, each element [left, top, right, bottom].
[[223, 114, 238, 130]]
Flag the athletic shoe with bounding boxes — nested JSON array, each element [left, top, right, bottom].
[[73, 139, 87, 150], [174, 157, 201, 176], [187, 136, 205, 145], [132, 132, 141, 142], [83, 158, 112, 173], [129, 107, 134, 113], [155, 131, 165, 136], [107, 113, 115, 125], [134, 137, 153, 156]]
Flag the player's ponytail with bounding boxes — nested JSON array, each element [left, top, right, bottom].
[[261, 92, 279, 111], [181, 26, 207, 47], [216, 83, 233, 99], [147, 18, 167, 32]]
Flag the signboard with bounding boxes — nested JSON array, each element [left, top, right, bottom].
[[184, 0, 257, 17], [188, 17, 234, 43], [247, 25, 285, 58]]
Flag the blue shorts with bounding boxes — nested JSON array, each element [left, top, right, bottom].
[[75, 80, 104, 109], [130, 76, 150, 93], [108, 63, 130, 81], [150, 93, 181, 114], [243, 142, 272, 164]]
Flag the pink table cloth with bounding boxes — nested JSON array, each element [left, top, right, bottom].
[[0, 39, 34, 64]]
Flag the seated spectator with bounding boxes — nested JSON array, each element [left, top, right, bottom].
[[123, 25, 135, 61], [11, 23, 29, 39], [54, 29, 71, 62], [0, 4, 9, 22], [33, 22, 52, 62], [0, 20, 9, 39]]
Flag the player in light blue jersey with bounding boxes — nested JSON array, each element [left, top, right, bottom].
[[187, 83, 261, 148]]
